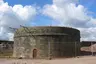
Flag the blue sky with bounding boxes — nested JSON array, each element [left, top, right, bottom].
[[4, 0, 96, 13], [4, 0, 52, 7], [4, 0, 53, 26], [4, 0, 96, 26], [1, 0, 96, 41], [79, 0, 96, 18]]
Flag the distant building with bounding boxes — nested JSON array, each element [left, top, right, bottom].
[[81, 41, 96, 56], [0, 40, 14, 54]]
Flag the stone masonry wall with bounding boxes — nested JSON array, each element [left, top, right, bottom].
[[13, 26, 80, 59]]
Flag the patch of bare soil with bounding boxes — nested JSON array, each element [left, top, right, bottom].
[[1, 56, 96, 64]]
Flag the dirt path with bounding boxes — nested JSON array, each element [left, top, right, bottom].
[[1, 56, 96, 64]]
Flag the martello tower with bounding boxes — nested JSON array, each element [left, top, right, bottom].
[[13, 26, 80, 59]]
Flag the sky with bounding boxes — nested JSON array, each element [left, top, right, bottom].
[[0, 0, 96, 41]]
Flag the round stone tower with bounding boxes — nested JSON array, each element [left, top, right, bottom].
[[13, 26, 80, 59]]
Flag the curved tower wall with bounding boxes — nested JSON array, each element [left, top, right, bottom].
[[13, 26, 80, 59]]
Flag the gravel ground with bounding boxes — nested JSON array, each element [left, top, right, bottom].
[[1, 56, 96, 64]]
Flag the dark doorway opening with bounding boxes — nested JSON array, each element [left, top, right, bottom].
[[33, 49, 37, 58]]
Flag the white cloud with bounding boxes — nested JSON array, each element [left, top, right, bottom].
[[53, 0, 78, 6], [0, 0, 96, 41], [0, 1, 37, 41], [42, 0, 96, 41], [78, 27, 96, 41], [13, 5, 37, 20]]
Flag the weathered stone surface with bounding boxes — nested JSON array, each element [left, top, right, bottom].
[[13, 26, 80, 59]]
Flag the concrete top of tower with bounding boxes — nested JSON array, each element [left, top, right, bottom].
[[27, 26, 79, 31], [14, 26, 80, 38]]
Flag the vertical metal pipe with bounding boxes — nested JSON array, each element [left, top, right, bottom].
[[48, 36, 51, 60], [91, 42, 93, 56], [75, 42, 77, 57]]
